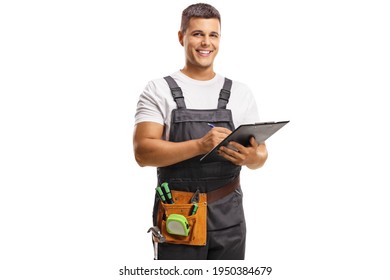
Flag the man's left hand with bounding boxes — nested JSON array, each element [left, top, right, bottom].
[[217, 137, 268, 169]]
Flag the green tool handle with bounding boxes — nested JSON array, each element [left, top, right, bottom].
[[161, 182, 174, 204], [155, 186, 166, 203], [191, 203, 198, 215]]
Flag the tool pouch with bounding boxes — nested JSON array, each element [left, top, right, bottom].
[[157, 190, 207, 246]]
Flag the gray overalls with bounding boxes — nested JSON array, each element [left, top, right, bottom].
[[153, 76, 246, 260]]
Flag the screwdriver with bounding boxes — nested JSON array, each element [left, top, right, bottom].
[[155, 186, 166, 203]]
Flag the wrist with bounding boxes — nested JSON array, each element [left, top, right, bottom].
[[193, 139, 204, 155]]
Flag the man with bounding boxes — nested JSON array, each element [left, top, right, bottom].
[[133, 3, 268, 260]]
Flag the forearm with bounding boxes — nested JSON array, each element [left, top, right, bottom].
[[133, 122, 232, 168], [134, 137, 202, 167]]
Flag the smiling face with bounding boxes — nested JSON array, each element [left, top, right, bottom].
[[178, 17, 221, 79]]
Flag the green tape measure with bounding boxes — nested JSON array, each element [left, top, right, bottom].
[[166, 214, 190, 236]]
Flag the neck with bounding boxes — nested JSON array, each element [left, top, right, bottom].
[[180, 66, 215, 81]]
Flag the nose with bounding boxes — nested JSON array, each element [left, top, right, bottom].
[[201, 35, 211, 46]]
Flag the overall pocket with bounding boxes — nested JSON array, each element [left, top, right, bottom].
[[157, 190, 207, 246]]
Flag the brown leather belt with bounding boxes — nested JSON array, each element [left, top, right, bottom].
[[207, 176, 240, 204]]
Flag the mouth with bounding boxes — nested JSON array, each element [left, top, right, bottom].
[[196, 50, 213, 56]]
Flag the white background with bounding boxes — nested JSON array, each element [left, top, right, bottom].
[[1, 0, 389, 279]]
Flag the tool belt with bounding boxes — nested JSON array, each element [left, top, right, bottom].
[[157, 176, 240, 246]]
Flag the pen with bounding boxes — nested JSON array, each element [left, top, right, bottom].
[[207, 123, 215, 128]]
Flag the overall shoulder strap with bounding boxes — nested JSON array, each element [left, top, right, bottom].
[[217, 78, 232, 109], [163, 76, 186, 109]]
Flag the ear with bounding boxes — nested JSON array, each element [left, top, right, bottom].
[[178, 31, 184, 46]]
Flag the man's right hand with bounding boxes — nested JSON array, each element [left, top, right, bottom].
[[196, 127, 231, 154]]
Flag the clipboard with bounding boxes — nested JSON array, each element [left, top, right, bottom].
[[200, 121, 289, 162]]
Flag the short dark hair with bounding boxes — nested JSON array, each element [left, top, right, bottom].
[[180, 3, 221, 34]]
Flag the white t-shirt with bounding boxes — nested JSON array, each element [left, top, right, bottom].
[[134, 71, 260, 140]]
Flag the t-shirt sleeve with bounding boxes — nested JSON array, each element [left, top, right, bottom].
[[242, 89, 260, 124], [134, 81, 165, 126], [230, 82, 261, 126]]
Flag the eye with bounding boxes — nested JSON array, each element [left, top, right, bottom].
[[193, 32, 203, 37]]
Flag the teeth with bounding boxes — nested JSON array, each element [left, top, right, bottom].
[[198, 50, 211, 54]]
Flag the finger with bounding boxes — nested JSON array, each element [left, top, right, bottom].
[[226, 141, 245, 152], [218, 149, 243, 166], [220, 145, 246, 160], [249, 137, 258, 147]]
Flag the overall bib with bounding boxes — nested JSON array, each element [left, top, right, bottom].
[[153, 76, 246, 260]]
